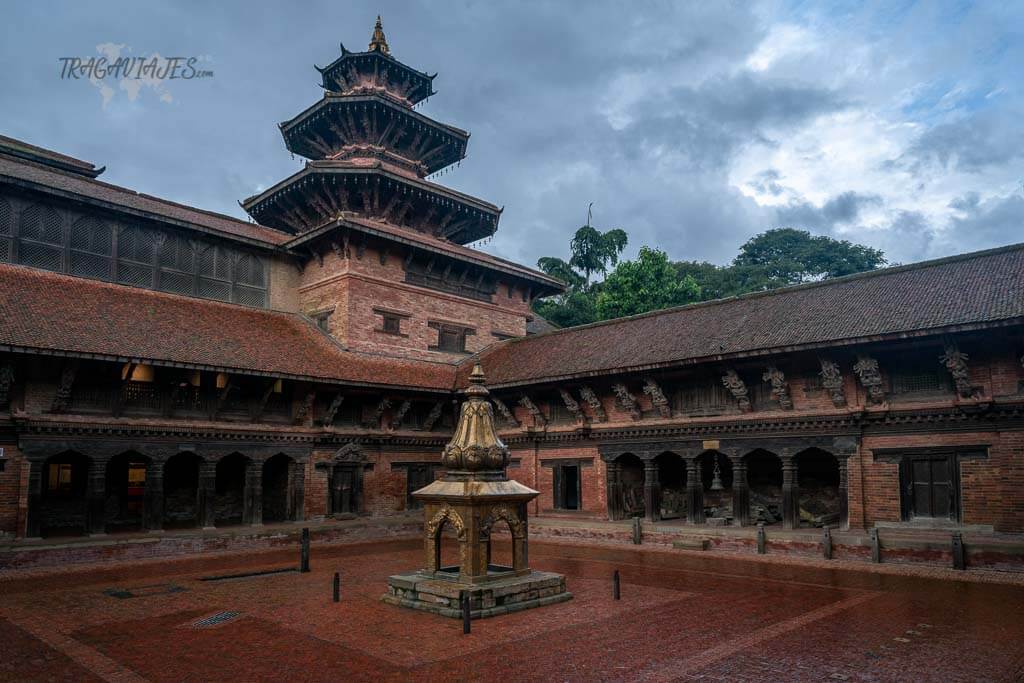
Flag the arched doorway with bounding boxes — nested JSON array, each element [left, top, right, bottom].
[[795, 448, 841, 528], [485, 518, 515, 571], [614, 453, 645, 520], [215, 453, 249, 526], [746, 449, 783, 525], [699, 450, 733, 521], [655, 452, 687, 520], [105, 452, 149, 533], [39, 451, 90, 537], [262, 453, 297, 523], [164, 452, 201, 529], [435, 519, 461, 574]]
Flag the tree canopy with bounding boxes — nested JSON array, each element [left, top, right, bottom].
[[533, 226, 887, 328]]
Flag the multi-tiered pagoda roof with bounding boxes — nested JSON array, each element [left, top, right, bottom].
[[242, 17, 499, 245]]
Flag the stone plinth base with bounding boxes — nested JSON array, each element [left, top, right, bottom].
[[382, 569, 572, 619]]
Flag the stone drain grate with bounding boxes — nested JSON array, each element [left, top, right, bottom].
[[191, 611, 241, 628]]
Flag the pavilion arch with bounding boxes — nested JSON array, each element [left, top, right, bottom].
[[39, 450, 91, 537], [744, 448, 784, 526], [424, 505, 466, 574], [104, 451, 150, 533], [794, 447, 842, 528], [698, 450, 734, 520], [655, 451, 687, 520], [163, 452, 202, 529], [215, 452, 251, 526], [606, 452, 645, 521], [262, 452, 300, 523]]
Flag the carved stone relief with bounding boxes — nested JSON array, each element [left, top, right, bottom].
[[762, 366, 793, 410], [612, 383, 641, 420], [721, 370, 751, 412], [642, 378, 672, 418], [579, 386, 606, 422], [939, 345, 973, 398], [818, 359, 846, 407], [853, 355, 885, 404]]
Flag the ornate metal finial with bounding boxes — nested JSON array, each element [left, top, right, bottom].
[[369, 15, 391, 55], [441, 364, 509, 471]]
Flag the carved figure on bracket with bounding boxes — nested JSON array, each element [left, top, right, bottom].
[[322, 393, 345, 426], [294, 392, 316, 425], [331, 441, 365, 463], [939, 345, 973, 398], [611, 383, 642, 420], [0, 364, 13, 408], [853, 355, 885, 404], [372, 398, 392, 427], [558, 388, 584, 423], [579, 386, 606, 422], [642, 378, 672, 418], [518, 395, 546, 427], [51, 362, 78, 413], [491, 396, 519, 427], [391, 400, 412, 430], [721, 370, 751, 412], [819, 359, 846, 407], [762, 366, 793, 410], [422, 401, 444, 431]]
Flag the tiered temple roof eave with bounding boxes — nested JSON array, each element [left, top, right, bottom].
[[241, 161, 502, 242], [316, 49, 436, 106]]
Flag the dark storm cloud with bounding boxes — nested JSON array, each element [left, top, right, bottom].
[[947, 192, 1024, 250], [894, 109, 1024, 173], [774, 192, 883, 233]]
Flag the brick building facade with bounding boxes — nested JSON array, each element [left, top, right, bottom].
[[0, 22, 1022, 563]]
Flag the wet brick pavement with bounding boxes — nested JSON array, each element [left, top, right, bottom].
[[1, 538, 1023, 682]]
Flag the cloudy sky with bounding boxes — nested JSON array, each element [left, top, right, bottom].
[[3, 1, 1022, 268]]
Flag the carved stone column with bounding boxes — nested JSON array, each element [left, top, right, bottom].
[[838, 457, 849, 529], [730, 455, 750, 527], [86, 462, 106, 535], [291, 460, 306, 522], [606, 461, 623, 521], [198, 460, 217, 529], [643, 460, 660, 522], [25, 460, 43, 538], [685, 457, 705, 525], [781, 455, 798, 530], [244, 460, 263, 526], [145, 460, 164, 531]]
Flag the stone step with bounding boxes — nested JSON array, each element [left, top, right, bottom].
[[672, 538, 710, 551]]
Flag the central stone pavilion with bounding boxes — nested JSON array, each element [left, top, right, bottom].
[[383, 364, 571, 618]]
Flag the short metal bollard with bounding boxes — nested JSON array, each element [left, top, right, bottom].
[[756, 523, 766, 554], [300, 527, 311, 573], [461, 591, 471, 634], [952, 531, 966, 570], [870, 528, 881, 563], [612, 569, 621, 600], [632, 516, 642, 545], [333, 571, 340, 602], [822, 526, 833, 560]]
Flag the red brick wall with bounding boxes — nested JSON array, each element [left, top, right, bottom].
[[298, 243, 531, 361], [0, 439, 22, 537], [510, 444, 606, 518]]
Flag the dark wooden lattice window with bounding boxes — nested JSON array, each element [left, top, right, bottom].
[[158, 234, 195, 295], [69, 216, 112, 280], [548, 400, 573, 424], [117, 226, 158, 288], [382, 313, 401, 335], [673, 382, 733, 415], [890, 354, 951, 397], [18, 204, 63, 272], [232, 253, 267, 307], [198, 244, 232, 301], [0, 198, 12, 263], [433, 324, 469, 353]]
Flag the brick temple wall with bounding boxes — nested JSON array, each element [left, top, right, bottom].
[[0, 437, 23, 538]]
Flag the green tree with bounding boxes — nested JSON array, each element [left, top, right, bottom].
[[733, 228, 886, 286], [596, 247, 700, 319], [533, 289, 598, 328], [569, 225, 628, 285]]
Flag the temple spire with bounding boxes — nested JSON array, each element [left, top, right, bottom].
[[368, 15, 391, 55]]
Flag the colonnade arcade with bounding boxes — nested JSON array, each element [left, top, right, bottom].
[[601, 436, 856, 530], [20, 440, 309, 538]]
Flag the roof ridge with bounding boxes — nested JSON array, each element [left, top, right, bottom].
[[498, 241, 1024, 346]]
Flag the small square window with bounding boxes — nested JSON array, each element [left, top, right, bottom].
[[437, 327, 465, 353], [382, 313, 402, 335], [313, 311, 331, 333]]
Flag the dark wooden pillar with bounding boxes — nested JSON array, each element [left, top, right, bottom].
[[685, 457, 705, 524], [199, 459, 217, 529], [25, 460, 43, 538], [838, 457, 849, 529], [145, 460, 164, 531], [245, 460, 263, 526], [781, 455, 798, 530], [643, 460, 660, 522], [606, 461, 623, 521], [87, 461, 106, 535], [730, 454, 750, 526], [292, 460, 305, 521]]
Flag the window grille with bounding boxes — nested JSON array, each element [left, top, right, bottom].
[[70, 216, 112, 279], [890, 355, 950, 396], [381, 313, 401, 335], [117, 226, 157, 287], [0, 198, 12, 263], [18, 204, 63, 271], [673, 382, 732, 414]]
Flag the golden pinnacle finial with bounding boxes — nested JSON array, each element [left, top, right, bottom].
[[369, 15, 391, 55]]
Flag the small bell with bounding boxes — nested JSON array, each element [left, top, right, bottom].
[[709, 454, 724, 491]]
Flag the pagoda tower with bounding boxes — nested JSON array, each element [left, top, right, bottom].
[[242, 17, 501, 245]]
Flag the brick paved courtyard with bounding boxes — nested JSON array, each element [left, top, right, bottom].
[[2, 538, 1023, 682]]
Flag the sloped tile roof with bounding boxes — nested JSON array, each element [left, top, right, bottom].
[[468, 244, 1024, 387], [0, 264, 456, 390]]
